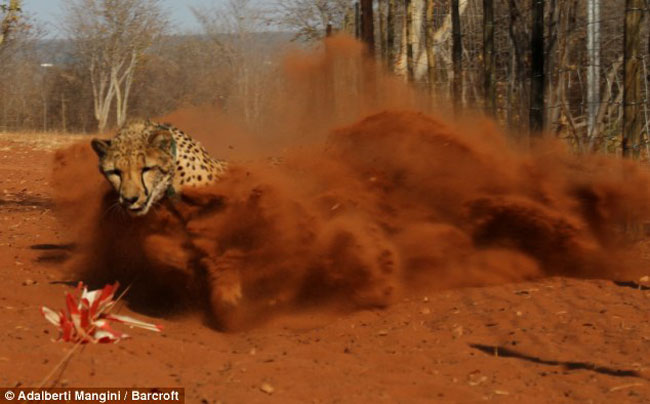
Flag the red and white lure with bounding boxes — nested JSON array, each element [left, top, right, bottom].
[[41, 282, 162, 344]]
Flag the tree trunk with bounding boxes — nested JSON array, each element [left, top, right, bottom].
[[451, 0, 462, 112], [622, 0, 643, 158], [411, 0, 425, 78], [545, 0, 560, 136], [0, 0, 21, 49], [360, 0, 375, 56], [387, 0, 396, 70], [411, 0, 468, 81], [379, 0, 387, 64], [90, 59, 114, 132], [424, 0, 436, 94], [529, 0, 545, 135], [483, 0, 495, 116], [506, 49, 514, 127], [114, 50, 137, 128], [587, 0, 601, 144], [405, 0, 415, 81], [507, 0, 528, 130], [355, 2, 361, 39], [60, 93, 67, 132], [344, 6, 356, 35], [590, 56, 623, 151], [554, 0, 574, 138]]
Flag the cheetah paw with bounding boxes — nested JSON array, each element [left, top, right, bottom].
[[213, 282, 243, 307]]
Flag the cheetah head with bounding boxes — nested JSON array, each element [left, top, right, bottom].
[[91, 121, 176, 216]]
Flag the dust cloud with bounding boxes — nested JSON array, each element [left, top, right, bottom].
[[53, 36, 650, 329]]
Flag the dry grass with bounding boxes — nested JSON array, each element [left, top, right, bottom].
[[0, 131, 90, 151]]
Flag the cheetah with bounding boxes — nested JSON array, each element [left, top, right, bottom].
[[91, 119, 228, 216], [91, 120, 246, 327], [88, 119, 398, 329]]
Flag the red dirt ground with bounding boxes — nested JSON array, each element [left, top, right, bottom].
[[1, 134, 650, 403]]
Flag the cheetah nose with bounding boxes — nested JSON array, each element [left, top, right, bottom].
[[121, 195, 139, 207]]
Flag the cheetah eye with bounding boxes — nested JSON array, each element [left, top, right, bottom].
[[142, 166, 158, 173], [105, 169, 121, 177]]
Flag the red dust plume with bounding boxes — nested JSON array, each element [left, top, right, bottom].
[[53, 36, 650, 329]]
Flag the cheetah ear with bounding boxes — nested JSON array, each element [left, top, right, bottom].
[[91, 138, 111, 158], [148, 130, 174, 153]]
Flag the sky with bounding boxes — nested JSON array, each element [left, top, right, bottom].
[[22, 0, 272, 37]]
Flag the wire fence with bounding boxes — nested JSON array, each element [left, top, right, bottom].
[[400, 0, 646, 154]]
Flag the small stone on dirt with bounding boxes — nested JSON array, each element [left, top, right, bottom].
[[22, 279, 36, 286], [468, 375, 487, 386], [260, 382, 274, 395]]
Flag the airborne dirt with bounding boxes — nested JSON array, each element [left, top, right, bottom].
[[1, 36, 650, 402], [52, 109, 650, 328]]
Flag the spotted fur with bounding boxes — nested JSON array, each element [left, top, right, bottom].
[[91, 119, 228, 216]]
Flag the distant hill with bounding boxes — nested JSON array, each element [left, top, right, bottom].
[[34, 31, 296, 67]]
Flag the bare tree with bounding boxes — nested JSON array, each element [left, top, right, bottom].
[[271, 0, 353, 41], [506, 0, 528, 129], [586, 0, 600, 140], [360, 0, 374, 54], [530, 0, 545, 134], [0, 0, 21, 49], [483, 0, 495, 116], [386, 0, 397, 70], [424, 0, 435, 93], [401, 0, 467, 82], [193, 0, 278, 127], [405, 0, 415, 81], [63, 0, 167, 131], [379, 0, 387, 62], [452, 0, 462, 112], [355, 1, 360, 38]]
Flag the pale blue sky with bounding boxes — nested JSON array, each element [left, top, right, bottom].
[[23, 0, 271, 37]]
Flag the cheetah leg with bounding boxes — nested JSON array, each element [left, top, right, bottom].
[[142, 233, 193, 277], [201, 249, 245, 329]]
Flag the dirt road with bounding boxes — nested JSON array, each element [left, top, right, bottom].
[[0, 135, 649, 403]]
